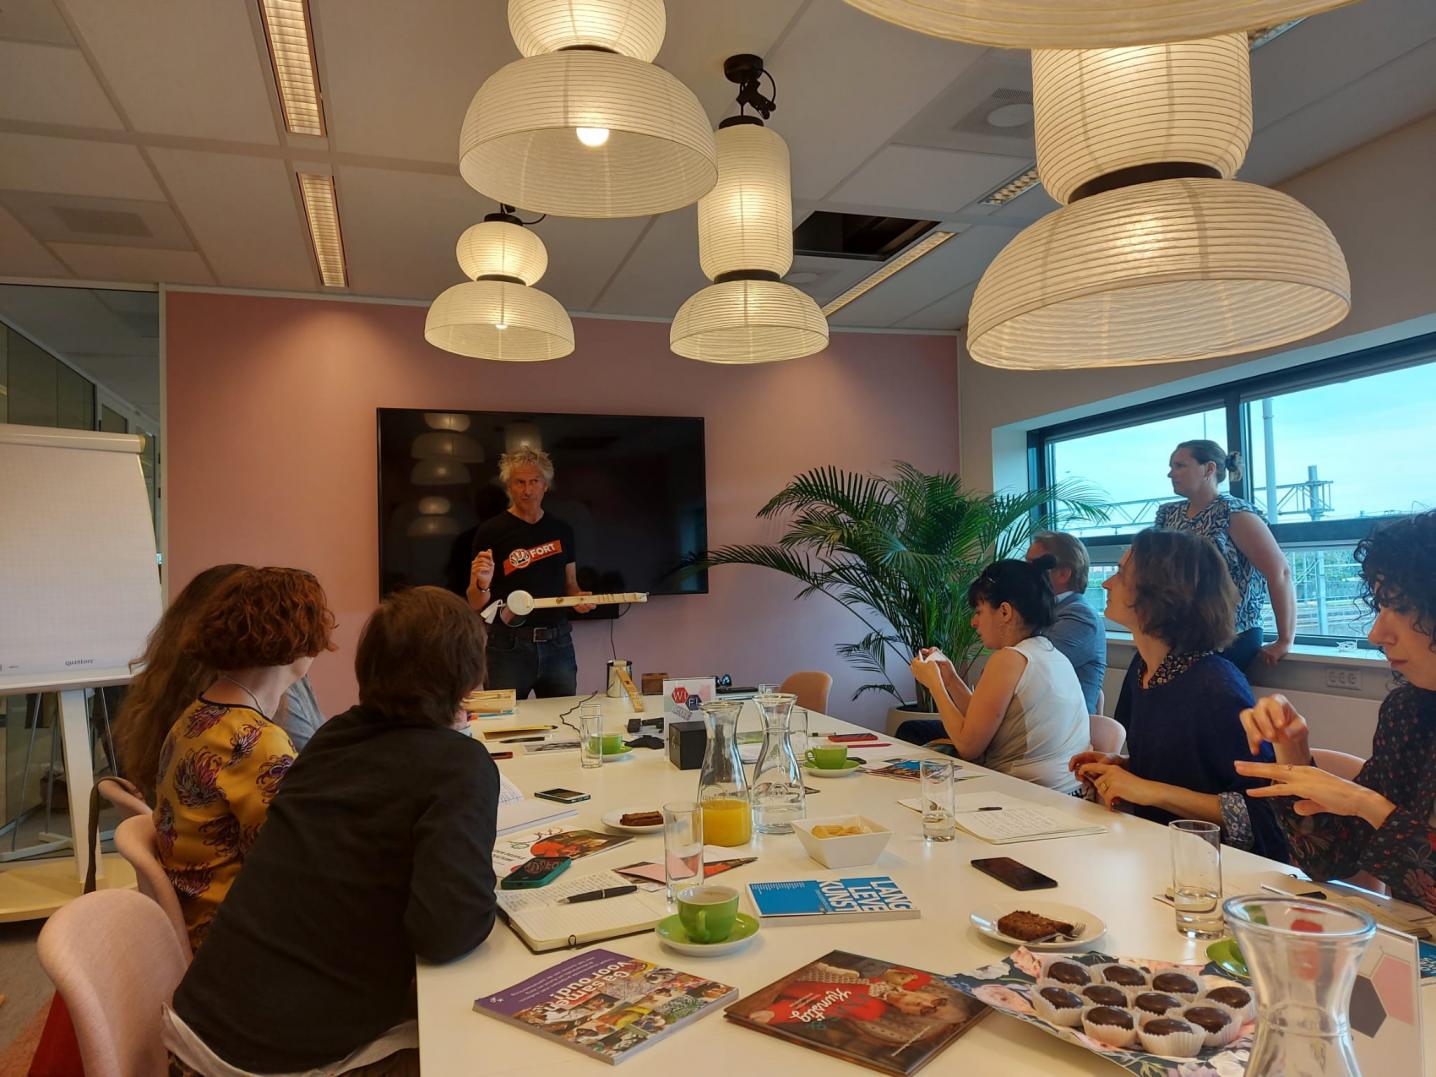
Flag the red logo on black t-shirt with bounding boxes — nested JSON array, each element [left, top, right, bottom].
[[504, 540, 563, 575]]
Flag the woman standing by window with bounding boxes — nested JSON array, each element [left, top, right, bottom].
[[1155, 439, 1296, 671]]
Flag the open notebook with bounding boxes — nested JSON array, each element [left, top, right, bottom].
[[496, 772, 578, 836], [497, 869, 672, 953], [900, 791, 1106, 844]]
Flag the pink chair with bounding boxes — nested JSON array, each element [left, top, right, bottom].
[[1089, 713, 1126, 755], [779, 671, 833, 714], [114, 814, 193, 961], [37, 889, 188, 1077], [1310, 748, 1388, 896]]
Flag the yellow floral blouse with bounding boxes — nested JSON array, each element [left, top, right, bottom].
[[153, 698, 296, 949]]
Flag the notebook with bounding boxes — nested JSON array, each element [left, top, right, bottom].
[[747, 877, 919, 922], [494, 774, 579, 836], [497, 869, 672, 953], [898, 792, 1105, 844]]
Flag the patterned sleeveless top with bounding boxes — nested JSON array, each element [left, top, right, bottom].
[[1155, 493, 1269, 634]]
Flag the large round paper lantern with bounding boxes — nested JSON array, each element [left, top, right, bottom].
[[456, 220, 548, 284], [698, 123, 793, 280], [840, 0, 1359, 48], [426, 281, 574, 362], [509, 0, 665, 61], [967, 178, 1349, 369], [670, 280, 828, 364], [1034, 35, 1252, 205]]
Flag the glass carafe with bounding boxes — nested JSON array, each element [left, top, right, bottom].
[[751, 692, 805, 834], [696, 700, 751, 847], [1224, 895, 1376, 1077]]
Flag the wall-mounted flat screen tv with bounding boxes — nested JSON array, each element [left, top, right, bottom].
[[377, 409, 707, 615]]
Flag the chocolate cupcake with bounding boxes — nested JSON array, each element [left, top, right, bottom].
[[1138, 1015, 1204, 1057], [1045, 960, 1091, 986], [1080, 984, 1128, 1007], [1099, 964, 1149, 988], [1082, 1005, 1137, 1048], [1034, 986, 1084, 1027], [1204, 985, 1256, 1021], [1133, 991, 1182, 1016], [1183, 1004, 1241, 1048], [1151, 972, 1200, 998]]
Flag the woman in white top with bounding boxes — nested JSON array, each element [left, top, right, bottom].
[[903, 556, 1090, 792]]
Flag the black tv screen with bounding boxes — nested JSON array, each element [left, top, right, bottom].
[[377, 409, 707, 611]]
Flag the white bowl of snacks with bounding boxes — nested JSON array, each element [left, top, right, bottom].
[[792, 815, 893, 868]]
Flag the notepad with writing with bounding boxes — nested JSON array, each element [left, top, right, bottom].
[[498, 870, 672, 953], [942, 792, 1104, 844]]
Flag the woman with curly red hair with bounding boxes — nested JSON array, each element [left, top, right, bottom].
[[152, 566, 335, 949]]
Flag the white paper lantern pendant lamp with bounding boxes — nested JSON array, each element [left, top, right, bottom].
[[671, 55, 828, 365], [459, 0, 717, 219], [425, 206, 575, 362]]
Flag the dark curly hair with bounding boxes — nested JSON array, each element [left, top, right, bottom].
[[355, 586, 486, 727], [181, 567, 336, 670], [1356, 510, 1436, 647], [1127, 529, 1237, 653], [967, 555, 1058, 630]]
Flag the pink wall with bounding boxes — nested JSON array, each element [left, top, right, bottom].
[[165, 293, 959, 728]]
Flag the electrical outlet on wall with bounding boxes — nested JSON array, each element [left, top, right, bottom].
[[1325, 667, 1362, 692]]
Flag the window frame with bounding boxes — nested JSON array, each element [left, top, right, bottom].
[[1029, 330, 1436, 648]]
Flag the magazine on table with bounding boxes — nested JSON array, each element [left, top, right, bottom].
[[725, 949, 987, 1075], [475, 948, 737, 1064], [492, 827, 632, 875]]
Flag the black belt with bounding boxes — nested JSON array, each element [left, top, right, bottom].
[[491, 623, 571, 643]]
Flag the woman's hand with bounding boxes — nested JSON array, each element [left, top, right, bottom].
[[910, 652, 946, 691], [1237, 761, 1396, 828], [1069, 750, 1124, 774], [1238, 693, 1310, 763], [1078, 761, 1154, 810], [1257, 640, 1292, 666]]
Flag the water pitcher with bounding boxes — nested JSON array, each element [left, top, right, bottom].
[[696, 700, 751, 847], [1224, 895, 1376, 1077], [751, 692, 805, 834]]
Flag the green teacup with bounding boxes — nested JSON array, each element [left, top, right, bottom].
[[676, 884, 739, 943], [590, 732, 625, 754], [804, 745, 849, 770]]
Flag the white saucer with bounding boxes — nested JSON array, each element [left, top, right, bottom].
[[969, 900, 1106, 950], [803, 761, 861, 779], [601, 807, 664, 834], [601, 746, 635, 762]]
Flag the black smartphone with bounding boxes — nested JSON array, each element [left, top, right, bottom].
[[534, 788, 592, 804], [971, 857, 1059, 891], [500, 856, 572, 889]]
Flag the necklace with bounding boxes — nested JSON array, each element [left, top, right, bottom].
[[218, 675, 267, 719]]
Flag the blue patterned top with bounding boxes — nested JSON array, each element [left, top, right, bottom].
[[1155, 493, 1269, 634]]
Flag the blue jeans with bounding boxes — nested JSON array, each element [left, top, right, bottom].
[[895, 719, 947, 746], [1221, 626, 1264, 675], [486, 629, 578, 699]]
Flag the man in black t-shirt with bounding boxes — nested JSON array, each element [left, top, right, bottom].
[[467, 447, 592, 697]]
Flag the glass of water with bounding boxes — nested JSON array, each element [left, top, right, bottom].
[[579, 703, 603, 770], [919, 759, 957, 841], [1170, 819, 1223, 937], [662, 801, 704, 902]]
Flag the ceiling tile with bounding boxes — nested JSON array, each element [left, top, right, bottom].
[[656, 1, 808, 122], [0, 41, 122, 128], [0, 204, 68, 276], [589, 208, 706, 319], [890, 47, 1037, 158], [829, 146, 1032, 217], [0, 0, 74, 46], [0, 132, 163, 199], [893, 281, 977, 330], [62, 0, 278, 144], [522, 216, 653, 312], [0, 190, 190, 249], [45, 243, 214, 285], [149, 149, 315, 290]]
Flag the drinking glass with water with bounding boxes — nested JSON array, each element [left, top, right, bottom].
[[662, 801, 704, 902], [1170, 819, 1223, 938], [920, 759, 957, 841]]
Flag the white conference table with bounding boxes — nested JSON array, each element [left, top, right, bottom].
[[417, 696, 1435, 1075]]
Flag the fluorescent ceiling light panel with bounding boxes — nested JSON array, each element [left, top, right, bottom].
[[260, 0, 325, 136], [297, 172, 347, 287], [821, 229, 957, 316], [980, 166, 1041, 206]]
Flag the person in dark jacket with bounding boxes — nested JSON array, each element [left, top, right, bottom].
[[165, 587, 498, 1076], [1027, 530, 1107, 712]]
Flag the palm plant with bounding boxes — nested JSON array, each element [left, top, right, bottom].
[[680, 462, 1107, 710]]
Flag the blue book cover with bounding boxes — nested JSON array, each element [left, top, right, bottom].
[[747, 877, 919, 922]]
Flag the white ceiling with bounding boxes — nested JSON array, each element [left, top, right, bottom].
[[0, 0, 1432, 340]]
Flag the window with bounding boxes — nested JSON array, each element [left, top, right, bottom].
[[1032, 332, 1436, 646]]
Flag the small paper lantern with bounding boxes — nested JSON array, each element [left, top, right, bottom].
[[670, 280, 829, 364], [456, 220, 548, 285], [508, 0, 665, 61], [698, 123, 793, 280]]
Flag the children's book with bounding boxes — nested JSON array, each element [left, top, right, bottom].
[[474, 948, 737, 1064], [725, 949, 987, 1075], [747, 877, 919, 923]]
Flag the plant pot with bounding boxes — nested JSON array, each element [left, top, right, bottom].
[[885, 702, 940, 738]]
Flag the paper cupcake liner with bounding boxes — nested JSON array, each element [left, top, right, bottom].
[[1181, 1002, 1244, 1048], [1081, 1005, 1138, 1048], [1090, 961, 1150, 991], [1138, 1016, 1206, 1058], [1032, 986, 1085, 1027]]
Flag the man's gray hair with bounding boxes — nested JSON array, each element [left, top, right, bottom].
[[1032, 530, 1090, 593], [499, 446, 554, 487]]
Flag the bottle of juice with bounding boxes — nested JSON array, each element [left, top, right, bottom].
[[696, 700, 751, 847]]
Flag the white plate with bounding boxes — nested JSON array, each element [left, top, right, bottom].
[[969, 901, 1106, 951], [601, 807, 664, 834], [803, 762, 862, 779], [601, 747, 635, 762]]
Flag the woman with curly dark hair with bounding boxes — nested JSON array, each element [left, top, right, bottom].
[[152, 566, 335, 949], [1070, 529, 1288, 861], [1238, 509, 1436, 910]]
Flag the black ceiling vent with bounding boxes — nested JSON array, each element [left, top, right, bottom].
[[793, 212, 938, 262]]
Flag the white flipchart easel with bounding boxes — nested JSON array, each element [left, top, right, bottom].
[[0, 424, 161, 904]]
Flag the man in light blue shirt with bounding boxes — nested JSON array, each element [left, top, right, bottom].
[[1027, 531, 1107, 713]]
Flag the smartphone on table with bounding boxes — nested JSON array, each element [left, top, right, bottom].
[[971, 857, 1058, 891], [533, 788, 591, 804], [499, 856, 572, 889]]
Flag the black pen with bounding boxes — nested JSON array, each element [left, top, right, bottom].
[[499, 735, 547, 743], [559, 885, 638, 904]]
